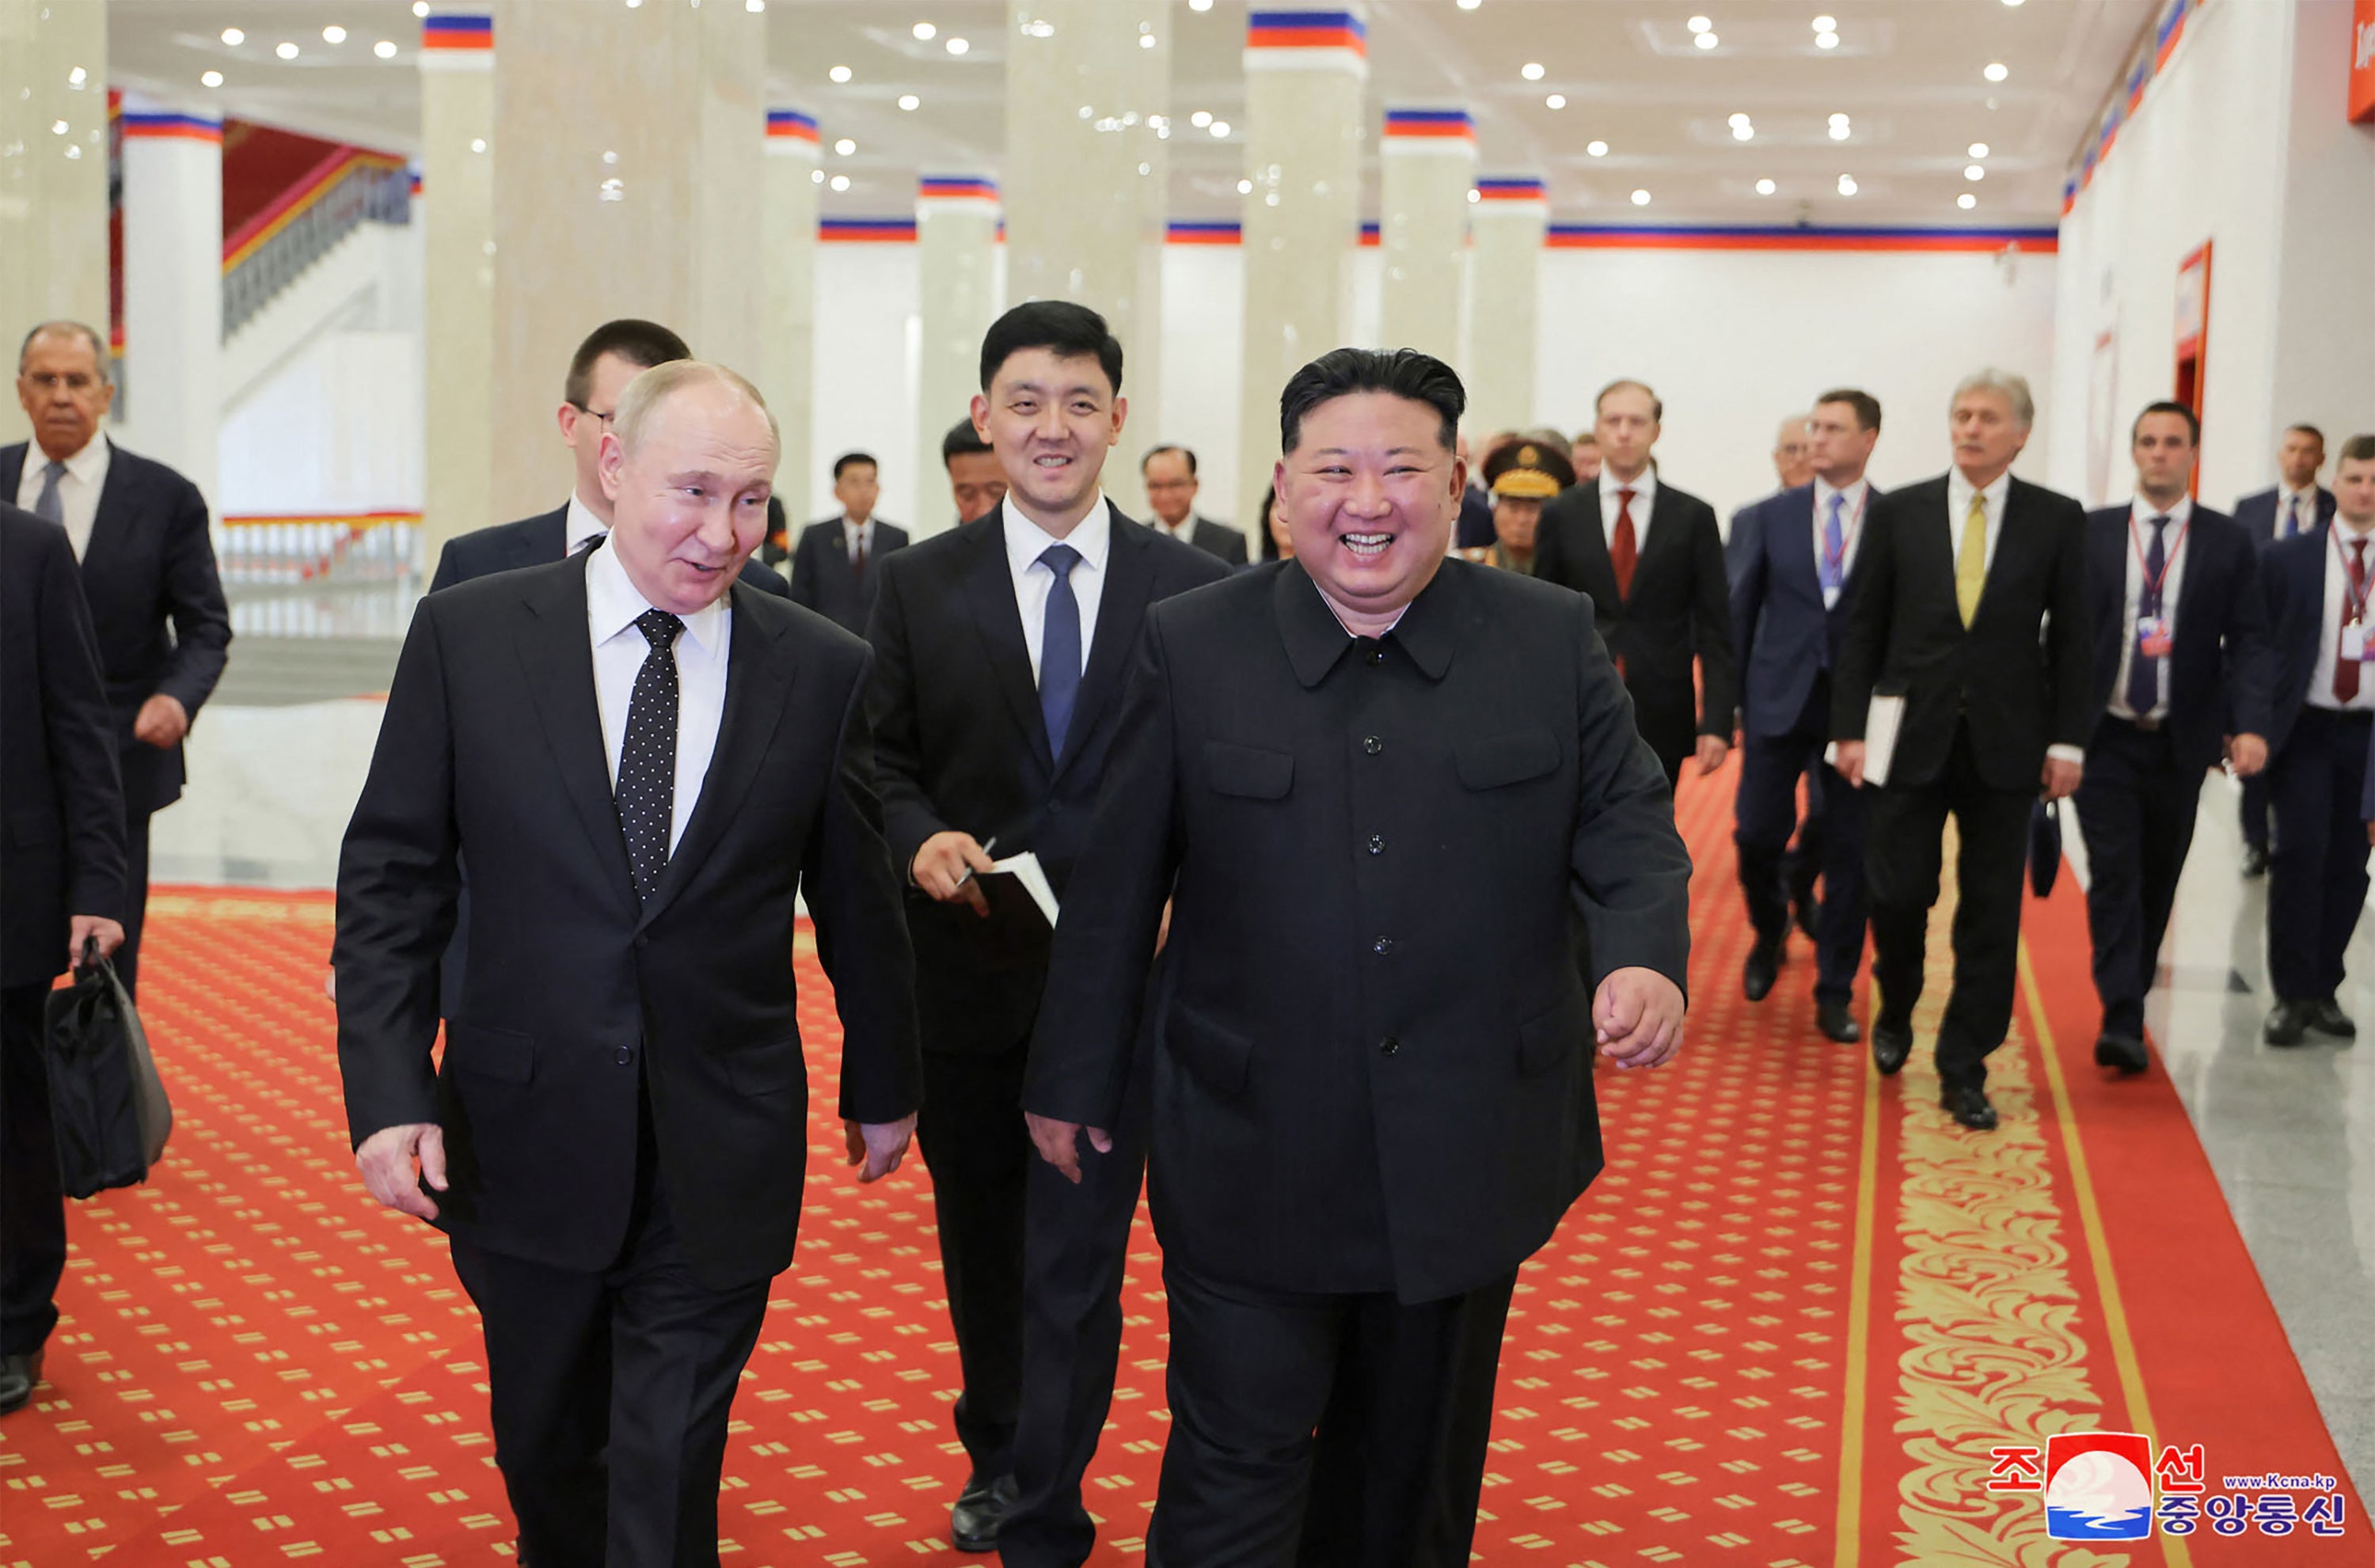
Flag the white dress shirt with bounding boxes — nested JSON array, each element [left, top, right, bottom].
[[1601, 467, 1658, 553], [564, 491, 608, 556], [842, 515, 876, 564], [1004, 494, 1112, 682], [1811, 475, 1870, 609], [1152, 513, 1195, 544], [16, 431, 111, 560], [2276, 484, 2322, 541], [584, 536, 732, 854], [2308, 519, 2375, 713], [2107, 496, 2191, 723], [1944, 468, 2013, 579]]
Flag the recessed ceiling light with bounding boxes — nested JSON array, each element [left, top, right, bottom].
[[1732, 122, 1754, 140], [1237, 178, 1252, 193], [469, 137, 486, 153], [1631, 188, 1651, 205], [1138, 32, 1155, 47], [1837, 173, 1858, 195], [898, 93, 920, 111], [276, 40, 300, 59], [912, 21, 935, 40], [834, 137, 856, 155], [321, 25, 346, 44], [1828, 122, 1850, 140], [1965, 164, 1985, 180], [220, 27, 245, 45], [1191, 109, 1212, 127], [1208, 120, 1231, 137], [201, 70, 225, 87], [811, 168, 824, 184], [374, 39, 397, 58], [1521, 62, 1545, 81], [1815, 30, 1838, 48], [830, 174, 850, 192], [1728, 112, 1751, 127], [1686, 15, 1712, 32], [1811, 13, 1836, 28], [1695, 32, 1718, 49], [1458, 0, 1482, 9], [1466, 188, 1480, 203], [746, 0, 765, 12], [1959, 192, 1978, 207], [1191, 0, 1215, 9], [946, 36, 967, 54], [829, 64, 852, 82], [1984, 62, 2008, 82], [1755, 177, 1776, 195], [49, 120, 66, 135], [1829, 111, 1851, 123], [1586, 140, 1608, 158], [1968, 142, 1989, 158], [1545, 93, 1566, 109], [67, 65, 85, 84], [2002, 0, 2024, 6], [412, 1, 428, 14]]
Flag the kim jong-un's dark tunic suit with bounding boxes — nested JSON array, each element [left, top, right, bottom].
[[1024, 558, 1693, 1566]]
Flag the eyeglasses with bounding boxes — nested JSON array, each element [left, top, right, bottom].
[[570, 402, 618, 428], [24, 371, 106, 394]]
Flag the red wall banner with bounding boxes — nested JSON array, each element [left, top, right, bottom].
[[2351, 0, 2375, 123]]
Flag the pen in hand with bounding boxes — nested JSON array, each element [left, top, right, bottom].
[[952, 835, 999, 891]]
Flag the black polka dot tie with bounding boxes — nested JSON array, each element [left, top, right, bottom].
[[618, 608, 684, 905]]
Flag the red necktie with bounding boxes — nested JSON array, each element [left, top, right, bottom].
[[2337, 538, 2366, 704], [852, 533, 867, 577], [1610, 488, 1639, 602]]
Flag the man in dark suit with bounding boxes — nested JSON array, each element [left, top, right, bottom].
[[1454, 431, 1497, 550], [1533, 378, 1736, 789], [864, 302, 1227, 1558], [1140, 444, 1249, 564], [944, 417, 1008, 530], [1727, 389, 1886, 1042], [1835, 370, 2091, 1132], [0, 500, 128, 1416], [335, 363, 921, 1564], [9, 321, 232, 999], [1024, 347, 1691, 1563], [428, 317, 790, 602], [2259, 435, 2375, 1044], [2232, 424, 2335, 878], [788, 450, 909, 635], [2075, 403, 2270, 1073]]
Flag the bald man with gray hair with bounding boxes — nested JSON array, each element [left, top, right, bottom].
[[335, 360, 922, 1564]]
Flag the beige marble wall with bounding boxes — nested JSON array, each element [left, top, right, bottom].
[[420, 9, 495, 563], [1234, 6, 1366, 531], [913, 191, 1001, 539], [485, 0, 765, 524], [0, 0, 109, 450], [1468, 192, 1547, 439], [1378, 113, 1474, 368], [760, 116, 819, 526]]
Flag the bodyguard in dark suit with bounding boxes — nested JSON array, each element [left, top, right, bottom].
[[429, 318, 790, 602], [1140, 443, 1250, 564], [943, 417, 1009, 530], [2232, 424, 2335, 876], [788, 451, 909, 635], [1835, 370, 2092, 1132], [10, 321, 231, 999], [336, 364, 920, 1566], [2260, 436, 2375, 1045], [1727, 390, 1885, 1042], [865, 303, 1228, 1557], [1025, 348, 1690, 1566], [1533, 378, 1736, 788], [2074, 404, 2270, 1073], [0, 501, 128, 1415]]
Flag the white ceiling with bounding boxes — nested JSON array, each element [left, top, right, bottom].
[[107, 0, 2159, 227]]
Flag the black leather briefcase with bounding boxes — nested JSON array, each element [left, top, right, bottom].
[[43, 947, 173, 1198]]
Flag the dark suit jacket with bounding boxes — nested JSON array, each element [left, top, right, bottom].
[[1455, 484, 1496, 551], [2234, 485, 2336, 545], [866, 506, 1230, 1057], [1532, 477, 1736, 772], [1834, 473, 2092, 792], [429, 502, 792, 601], [1727, 484, 1872, 741], [1, 503, 127, 987], [789, 515, 909, 636], [2257, 526, 2369, 756], [1, 440, 232, 817], [2082, 503, 2270, 776], [1181, 515, 1249, 566], [1022, 560, 1690, 1304], [333, 557, 922, 1289]]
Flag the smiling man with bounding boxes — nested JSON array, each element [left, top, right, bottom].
[[335, 361, 921, 1566], [1023, 347, 1691, 1565]]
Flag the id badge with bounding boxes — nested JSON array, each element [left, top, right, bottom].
[[2345, 623, 2367, 664], [2137, 616, 2172, 659]]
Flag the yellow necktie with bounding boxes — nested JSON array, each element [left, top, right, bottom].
[[1955, 492, 1988, 627]]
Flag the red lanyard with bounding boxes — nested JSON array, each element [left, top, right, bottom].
[[2127, 513, 2188, 606], [2335, 527, 2373, 624], [1819, 485, 1867, 577]]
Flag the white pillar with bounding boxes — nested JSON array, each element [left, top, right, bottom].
[[1378, 108, 1472, 366], [1466, 177, 1546, 439], [420, 8, 495, 569], [0, 0, 110, 450], [1235, 4, 1366, 530], [762, 108, 820, 534], [118, 97, 222, 507], [914, 177, 1001, 541]]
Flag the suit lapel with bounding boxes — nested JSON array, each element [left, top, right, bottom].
[[1777, 489, 1819, 602], [961, 518, 1056, 775], [0, 444, 22, 499], [513, 563, 640, 915], [1567, 491, 1621, 607], [82, 441, 139, 571], [1053, 514, 1157, 788]]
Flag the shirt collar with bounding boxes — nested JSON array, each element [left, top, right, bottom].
[[2131, 495, 2192, 529], [565, 491, 608, 555], [1601, 466, 1656, 507], [2284, 482, 2321, 507], [1949, 468, 2013, 517], [583, 525, 729, 656], [843, 514, 872, 535], [1273, 559, 1457, 688], [44, 431, 109, 485], [1813, 474, 1869, 514], [1003, 492, 1113, 578]]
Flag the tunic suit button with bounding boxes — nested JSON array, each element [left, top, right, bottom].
[[1379, 1036, 1400, 1057], [1363, 735, 1383, 755], [1366, 834, 1386, 856], [1372, 936, 1394, 955], [614, 1046, 635, 1067]]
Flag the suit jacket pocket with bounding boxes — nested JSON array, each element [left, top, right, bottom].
[[1457, 728, 1560, 791], [448, 1023, 534, 1084], [1206, 741, 1294, 800], [1518, 986, 1591, 1076], [1163, 1001, 1254, 1099], [724, 1038, 804, 1096]]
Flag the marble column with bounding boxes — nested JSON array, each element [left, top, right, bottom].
[[0, 0, 110, 449], [1002, 1, 1169, 511], [117, 97, 223, 505], [1466, 177, 1547, 440], [1235, 4, 1366, 530], [761, 109, 819, 526], [913, 177, 1001, 540], [485, 0, 765, 523], [420, 8, 495, 571], [1378, 108, 1473, 366]]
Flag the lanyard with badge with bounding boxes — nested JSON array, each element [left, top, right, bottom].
[[2130, 514, 2188, 659], [1821, 487, 1868, 590], [2339, 526, 2375, 663]]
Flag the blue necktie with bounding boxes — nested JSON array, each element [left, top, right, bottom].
[[1819, 492, 1845, 597], [1038, 543, 1083, 761], [2126, 514, 2168, 717], [32, 460, 66, 526]]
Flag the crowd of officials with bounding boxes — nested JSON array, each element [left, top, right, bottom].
[[4, 302, 2372, 1568]]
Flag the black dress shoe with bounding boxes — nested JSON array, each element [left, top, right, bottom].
[[2309, 999, 2357, 1038], [2264, 1002, 2312, 1046], [1871, 1018, 1913, 1076], [0, 1350, 45, 1416], [2241, 844, 2270, 879], [1816, 1000, 1862, 1044], [2094, 1033, 2149, 1074], [1742, 937, 1783, 1003], [1941, 1084, 1998, 1131], [951, 1472, 1018, 1553]]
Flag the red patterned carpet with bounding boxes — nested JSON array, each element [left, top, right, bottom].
[[1, 769, 2359, 1566]]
